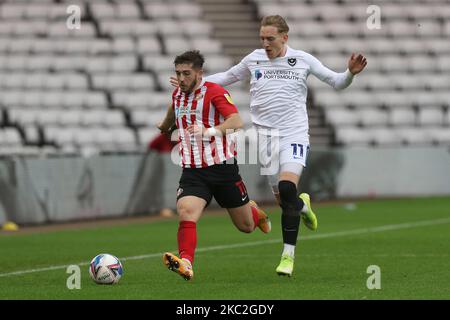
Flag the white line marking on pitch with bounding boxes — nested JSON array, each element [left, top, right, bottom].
[[1, 217, 449, 278]]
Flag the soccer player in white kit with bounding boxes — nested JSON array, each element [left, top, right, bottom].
[[197, 15, 368, 276]]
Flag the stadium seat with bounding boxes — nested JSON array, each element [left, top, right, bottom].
[[164, 37, 192, 55], [110, 56, 138, 72], [37, 109, 60, 126], [204, 56, 233, 73], [408, 56, 438, 73], [428, 128, 450, 145], [2, 128, 22, 146], [426, 39, 450, 55], [314, 92, 345, 109], [48, 22, 96, 38], [60, 110, 82, 126], [23, 126, 40, 144], [137, 37, 162, 55], [369, 127, 403, 146], [171, 3, 203, 19], [181, 20, 214, 37], [104, 111, 126, 127], [48, 127, 76, 146], [389, 108, 417, 126], [395, 127, 433, 145], [335, 127, 371, 146], [74, 128, 97, 147], [112, 38, 136, 54], [324, 108, 360, 126], [341, 92, 379, 109], [113, 128, 136, 149], [358, 109, 389, 127], [418, 108, 445, 126], [144, 3, 172, 19], [96, 129, 116, 149], [143, 55, 174, 72], [155, 19, 184, 36]]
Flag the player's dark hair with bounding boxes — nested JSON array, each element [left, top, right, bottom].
[[261, 15, 290, 34], [174, 50, 205, 70]]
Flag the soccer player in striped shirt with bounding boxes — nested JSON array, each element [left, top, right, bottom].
[[172, 16, 367, 276], [158, 50, 271, 281]]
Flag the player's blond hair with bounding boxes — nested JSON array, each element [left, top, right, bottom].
[[261, 15, 289, 34]]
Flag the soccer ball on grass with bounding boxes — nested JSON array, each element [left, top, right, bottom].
[[89, 253, 123, 284]]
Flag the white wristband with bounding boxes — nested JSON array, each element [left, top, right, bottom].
[[204, 127, 220, 138]]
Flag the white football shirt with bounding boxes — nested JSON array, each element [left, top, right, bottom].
[[205, 46, 354, 137]]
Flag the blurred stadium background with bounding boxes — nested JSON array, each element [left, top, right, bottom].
[[0, 0, 449, 225]]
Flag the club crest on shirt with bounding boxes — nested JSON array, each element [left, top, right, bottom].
[[224, 93, 234, 105], [255, 69, 263, 80], [195, 92, 203, 100], [288, 58, 297, 66]]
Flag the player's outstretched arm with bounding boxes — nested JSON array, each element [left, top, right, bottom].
[[170, 59, 249, 88], [308, 51, 367, 90], [348, 53, 367, 75]]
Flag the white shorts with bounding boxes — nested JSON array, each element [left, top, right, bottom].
[[258, 129, 310, 193]]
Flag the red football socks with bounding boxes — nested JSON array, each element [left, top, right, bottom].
[[178, 221, 197, 265]]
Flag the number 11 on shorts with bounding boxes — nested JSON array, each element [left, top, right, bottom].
[[291, 143, 303, 159]]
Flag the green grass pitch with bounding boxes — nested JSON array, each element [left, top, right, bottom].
[[0, 197, 449, 299]]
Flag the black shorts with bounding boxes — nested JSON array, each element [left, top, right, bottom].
[[177, 160, 250, 208]]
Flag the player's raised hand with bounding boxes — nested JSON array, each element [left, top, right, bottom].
[[170, 76, 179, 88], [348, 53, 367, 75]]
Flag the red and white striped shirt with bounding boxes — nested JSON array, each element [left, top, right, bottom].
[[172, 80, 238, 168]]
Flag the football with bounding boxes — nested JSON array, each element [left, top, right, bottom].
[[89, 253, 123, 285]]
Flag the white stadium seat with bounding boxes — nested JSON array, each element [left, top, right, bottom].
[[418, 108, 445, 126], [369, 128, 403, 146], [37, 109, 60, 125], [358, 109, 389, 127], [335, 127, 371, 146], [389, 108, 417, 126], [60, 110, 82, 126], [324, 108, 360, 126], [155, 20, 183, 36], [171, 3, 203, 19], [144, 3, 172, 19], [428, 128, 450, 145], [143, 55, 174, 72], [136, 37, 162, 55], [395, 127, 433, 145]]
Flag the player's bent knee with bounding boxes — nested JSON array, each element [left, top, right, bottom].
[[278, 180, 301, 215], [176, 203, 200, 221]]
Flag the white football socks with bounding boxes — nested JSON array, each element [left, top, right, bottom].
[[282, 244, 296, 258]]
